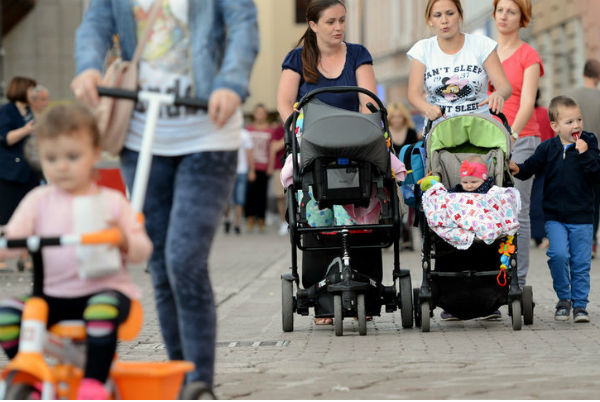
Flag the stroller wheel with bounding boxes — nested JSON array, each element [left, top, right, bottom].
[[413, 288, 421, 328], [357, 293, 367, 336], [334, 294, 343, 336], [511, 299, 522, 330], [281, 279, 294, 332], [522, 286, 534, 325], [399, 275, 414, 328], [420, 301, 430, 332]]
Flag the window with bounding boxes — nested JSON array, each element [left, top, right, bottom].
[[296, 0, 308, 24]]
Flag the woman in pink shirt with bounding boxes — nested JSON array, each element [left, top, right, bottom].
[[490, 0, 543, 291]]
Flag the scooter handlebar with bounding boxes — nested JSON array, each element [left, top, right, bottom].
[[96, 86, 208, 110]]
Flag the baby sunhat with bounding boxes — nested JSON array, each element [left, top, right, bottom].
[[460, 160, 488, 180]]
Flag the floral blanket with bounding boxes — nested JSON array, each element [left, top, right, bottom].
[[422, 183, 521, 250]]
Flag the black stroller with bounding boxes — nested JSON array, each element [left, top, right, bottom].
[[280, 86, 413, 336], [414, 112, 534, 332]]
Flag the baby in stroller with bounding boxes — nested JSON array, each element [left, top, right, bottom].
[[414, 113, 533, 331]]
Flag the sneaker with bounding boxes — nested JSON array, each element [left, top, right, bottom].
[[573, 307, 590, 323], [440, 311, 460, 321], [554, 300, 571, 321], [77, 378, 109, 400], [224, 221, 231, 234], [234, 226, 241, 235], [480, 310, 502, 320], [278, 222, 288, 236]]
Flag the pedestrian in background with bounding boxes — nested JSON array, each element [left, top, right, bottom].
[[407, 0, 512, 134], [565, 59, 600, 258], [24, 84, 51, 175], [28, 84, 50, 117], [267, 118, 288, 236], [245, 104, 275, 232], [277, 0, 380, 326], [491, 0, 543, 291], [388, 102, 419, 249], [71, 0, 258, 395], [224, 128, 256, 235], [0, 76, 38, 223]]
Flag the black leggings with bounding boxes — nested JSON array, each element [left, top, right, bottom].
[[0, 291, 130, 383], [244, 171, 269, 219]]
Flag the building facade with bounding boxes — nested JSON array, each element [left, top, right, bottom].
[[2, 0, 86, 101]]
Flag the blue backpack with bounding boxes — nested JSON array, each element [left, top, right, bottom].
[[398, 140, 426, 207]]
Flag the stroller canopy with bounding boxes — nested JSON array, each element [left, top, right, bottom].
[[300, 99, 389, 173], [427, 114, 510, 158], [426, 114, 512, 188]]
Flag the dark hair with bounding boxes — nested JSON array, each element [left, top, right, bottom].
[[6, 76, 37, 103], [37, 103, 101, 147], [583, 59, 600, 79], [297, 0, 346, 84], [548, 95, 578, 122], [425, 0, 463, 22]]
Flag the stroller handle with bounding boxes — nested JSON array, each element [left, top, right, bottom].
[[423, 107, 512, 137], [490, 110, 512, 134], [96, 86, 208, 110], [296, 86, 387, 112]]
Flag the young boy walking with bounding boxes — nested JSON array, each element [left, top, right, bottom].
[[510, 95, 600, 323]]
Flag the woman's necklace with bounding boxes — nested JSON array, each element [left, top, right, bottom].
[[318, 43, 346, 79]]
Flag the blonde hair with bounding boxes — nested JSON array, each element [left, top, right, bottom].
[[37, 103, 101, 147], [425, 0, 463, 22], [387, 102, 415, 129], [493, 0, 532, 28]]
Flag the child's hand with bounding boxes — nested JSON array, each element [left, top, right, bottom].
[[576, 138, 588, 154], [509, 160, 519, 175], [106, 220, 128, 253]]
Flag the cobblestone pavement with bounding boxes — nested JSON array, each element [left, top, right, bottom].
[[2, 225, 600, 399]]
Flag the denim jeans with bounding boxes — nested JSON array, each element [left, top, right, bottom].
[[545, 221, 592, 309], [512, 135, 540, 287], [120, 148, 237, 386]]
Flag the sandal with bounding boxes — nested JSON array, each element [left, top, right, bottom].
[[314, 317, 333, 325]]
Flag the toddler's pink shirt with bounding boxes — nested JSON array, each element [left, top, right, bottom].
[[2, 184, 152, 300]]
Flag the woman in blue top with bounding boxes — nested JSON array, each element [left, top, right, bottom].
[[277, 0, 379, 326], [0, 77, 38, 226], [277, 0, 376, 122]]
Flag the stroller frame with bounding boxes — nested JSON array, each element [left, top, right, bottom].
[[414, 112, 534, 332], [281, 86, 413, 336]]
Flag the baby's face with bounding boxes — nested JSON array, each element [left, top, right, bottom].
[[461, 176, 484, 192]]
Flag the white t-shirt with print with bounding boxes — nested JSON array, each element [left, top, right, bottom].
[[125, 0, 241, 156], [407, 33, 497, 123]]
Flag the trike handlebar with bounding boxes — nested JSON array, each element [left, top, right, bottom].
[[97, 86, 208, 110], [0, 228, 123, 252]]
